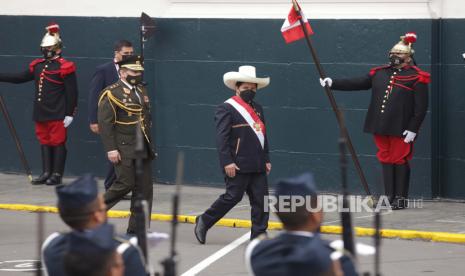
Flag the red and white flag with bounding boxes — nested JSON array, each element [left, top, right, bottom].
[[281, 2, 313, 44]]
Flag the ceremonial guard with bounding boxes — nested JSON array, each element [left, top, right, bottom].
[[98, 55, 155, 234], [0, 23, 78, 185], [41, 174, 146, 276], [195, 65, 272, 243], [320, 32, 430, 209], [88, 40, 134, 192]]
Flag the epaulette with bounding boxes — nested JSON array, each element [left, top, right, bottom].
[[29, 58, 45, 73], [369, 65, 391, 76], [411, 66, 431, 84], [56, 58, 76, 77]]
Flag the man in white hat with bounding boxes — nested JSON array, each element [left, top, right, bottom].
[[194, 65, 272, 243]]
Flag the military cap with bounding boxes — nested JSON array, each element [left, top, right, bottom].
[[117, 55, 144, 71], [55, 174, 98, 209], [67, 223, 116, 255], [274, 172, 318, 197]]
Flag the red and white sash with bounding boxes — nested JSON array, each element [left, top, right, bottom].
[[225, 96, 266, 149]]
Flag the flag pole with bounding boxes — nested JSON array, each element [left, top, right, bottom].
[[0, 93, 32, 182], [291, 0, 371, 196]]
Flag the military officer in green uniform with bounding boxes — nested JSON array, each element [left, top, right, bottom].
[[98, 55, 155, 234]]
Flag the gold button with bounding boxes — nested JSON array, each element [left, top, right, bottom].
[[387, 86, 391, 88], [381, 110, 384, 113], [382, 105, 385, 108], [385, 90, 389, 92], [383, 100, 386, 103], [391, 76, 394, 79], [389, 81, 393, 83], [38, 98, 41, 102]]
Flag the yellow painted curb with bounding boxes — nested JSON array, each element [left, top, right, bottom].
[[1, 204, 465, 244]]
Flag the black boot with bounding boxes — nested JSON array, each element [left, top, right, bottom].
[[46, 145, 67, 186], [394, 163, 411, 209], [382, 163, 396, 206], [31, 145, 52, 185]]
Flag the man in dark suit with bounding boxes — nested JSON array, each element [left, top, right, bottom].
[[194, 65, 272, 243], [88, 40, 134, 191], [246, 173, 356, 276]]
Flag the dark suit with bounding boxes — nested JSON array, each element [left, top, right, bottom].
[[42, 231, 146, 276], [247, 232, 357, 276], [88, 61, 119, 189], [200, 99, 270, 239]]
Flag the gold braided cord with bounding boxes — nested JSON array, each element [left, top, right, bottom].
[[98, 90, 152, 143]]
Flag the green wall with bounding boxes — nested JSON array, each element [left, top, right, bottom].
[[0, 16, 463, 199]]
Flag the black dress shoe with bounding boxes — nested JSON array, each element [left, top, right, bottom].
[[45, 173, 62, 186], [31, 172, 50, 185], [194, 216, 207, 244]]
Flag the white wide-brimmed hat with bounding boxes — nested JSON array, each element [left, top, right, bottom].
[[223, 65, 270, 90]]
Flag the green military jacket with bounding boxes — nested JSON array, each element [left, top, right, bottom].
[[98, 80, 155, 159]]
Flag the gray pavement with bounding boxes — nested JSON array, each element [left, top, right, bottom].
[[0, 173, 465, 275]]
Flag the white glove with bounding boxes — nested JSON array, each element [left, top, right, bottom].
[[403, 130, 416, 143], [320, 77, 333, 88], [63, 116, 73, 128]]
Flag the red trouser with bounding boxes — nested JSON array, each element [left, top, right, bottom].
[[35, 120, 67, 146], [374, 134, 412, 164]]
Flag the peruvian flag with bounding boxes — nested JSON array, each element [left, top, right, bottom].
[[281, 2, 313, 44]]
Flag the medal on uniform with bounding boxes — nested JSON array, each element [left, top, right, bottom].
[[253, 122, 261, 132], [123, 88, 131, 94], [128, 112, 132, 116]]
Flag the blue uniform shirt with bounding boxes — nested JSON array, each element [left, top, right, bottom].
[[42, 231, 146, 276], [246, 232, 333, 276]]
